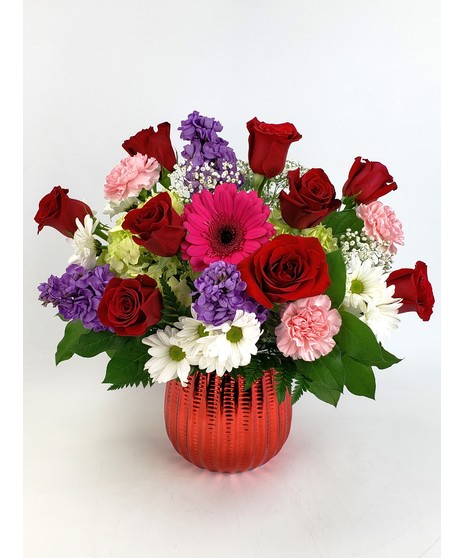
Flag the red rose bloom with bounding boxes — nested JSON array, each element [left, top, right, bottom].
[[246, 117, 302, 178], [279, 168, 341, 229], [342, 157, 398, 204], [237, 234, 330, 309], [122, 192, 186, 257], [34, 186, 93, 237], [97, 275, 163, 336], [122, 123, 177, 172], [387, 261, 435, 321]]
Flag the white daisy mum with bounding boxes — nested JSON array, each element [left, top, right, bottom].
[[174, 314, 209, 362], [196, 310, 262, 376], [67, 214, 98, 269], [103, 196, 138, 218], [142, 326, 196, 386], [344, 254, 386, 310], [358, 285, 402, 343]]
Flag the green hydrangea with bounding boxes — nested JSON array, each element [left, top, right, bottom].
[[103, 228, 148, 277], [301, 224, 338, 253], [269, 209, 338, 253]]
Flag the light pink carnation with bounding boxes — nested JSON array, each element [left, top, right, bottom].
[[104, 153, 161, 201], [275, 295, 342, 361], [356, 200, 404, 254]]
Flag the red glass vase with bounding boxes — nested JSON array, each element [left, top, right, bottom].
[[164, 369, 292, 473]]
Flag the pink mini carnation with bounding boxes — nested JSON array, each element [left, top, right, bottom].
[[104, 153, 161, 201], [275, 295, 342, 361], [356, 200, 404, 254]]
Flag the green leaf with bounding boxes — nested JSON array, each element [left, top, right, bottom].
[[377, 344, 403, 369], [334, 311, 400, 369], [324, 250, 347, 308], [323, 208, 364, 236], [55, 320, 91, 365], [342, 353, 376, 399], [291, 376, 305, 405], [306, 382, 342, 407], [103, 338, 152, 389], [158, 274, 190, 326], [73, 330, 129, 359], [275, 368, 294, 403], [295, 346, 345, 392]]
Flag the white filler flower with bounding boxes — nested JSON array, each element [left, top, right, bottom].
[[196, 310, 262, 376], [68, 214, 98, 269], [142, 326, 197, 386], [174, 315, 209, 362], [344, 253, 386, 310]]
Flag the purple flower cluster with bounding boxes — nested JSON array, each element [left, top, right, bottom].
[[38, 264, 114, 331], [178, 111, 239, 189], [192, 261, 268, 326]]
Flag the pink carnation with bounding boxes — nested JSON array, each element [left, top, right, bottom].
[[275, 295, 342, 361], [356, 200, 404, 254], [104, 153, 161, 201]]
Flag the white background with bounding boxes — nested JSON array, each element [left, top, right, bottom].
[[21, 0, 443, 557]]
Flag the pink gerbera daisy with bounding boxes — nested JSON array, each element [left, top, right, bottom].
[[181, 183, 275, 272]]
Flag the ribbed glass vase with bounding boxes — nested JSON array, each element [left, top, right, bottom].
[[164, 369, 292, 473]]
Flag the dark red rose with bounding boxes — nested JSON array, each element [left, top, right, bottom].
[[246, 117, 302, 178], [97, 275, 163, 336], [34, 186, 93, 237], [122, 192, 185, 257], [122, 123, 177, 172], [387, 261, 435, 321], [342, 157, 398, 204], [279, 168, 341, 229], [237, 234, 330, 309]]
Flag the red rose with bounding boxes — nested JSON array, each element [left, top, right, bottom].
[[34, 186, 93, 237], [97, 275, 163, 336], [279, 168, 341, 229], [342, 157, 398, 204], [246, 117, 302, 178], [122, 123, 177, 172], [387, 261, 435, 321], [237, 234, 330, 309], [122, 192, 185, 257]]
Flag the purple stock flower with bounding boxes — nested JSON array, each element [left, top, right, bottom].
[[178, 111, 240, 193], [192, 261, 268, 326], [179, 111, 223, 143], [38, 263, 114, 332]]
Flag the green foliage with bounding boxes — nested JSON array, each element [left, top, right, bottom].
[[322, 208, 364, 237], [341, 353, 376, 399], [103, 337, 152, 390], [55, 320, 90, 364], [324, 250, 347, 308], [157, 274, 190, 326], [334, 310, 401, 369], [55, 319, 153, 391], [294, 346, 345, 407], [55, 320, 131, 365]]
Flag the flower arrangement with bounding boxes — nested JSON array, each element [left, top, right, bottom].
[[35, 111, 435, 407]]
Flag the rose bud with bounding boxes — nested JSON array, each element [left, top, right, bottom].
[[246, 117, 302, 178], [279, 168, 341, 229], [342, 157, 398, 204], [34, 186, 93, 237], [122, 122, 177, 172], [387, 261, 435, 321]]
